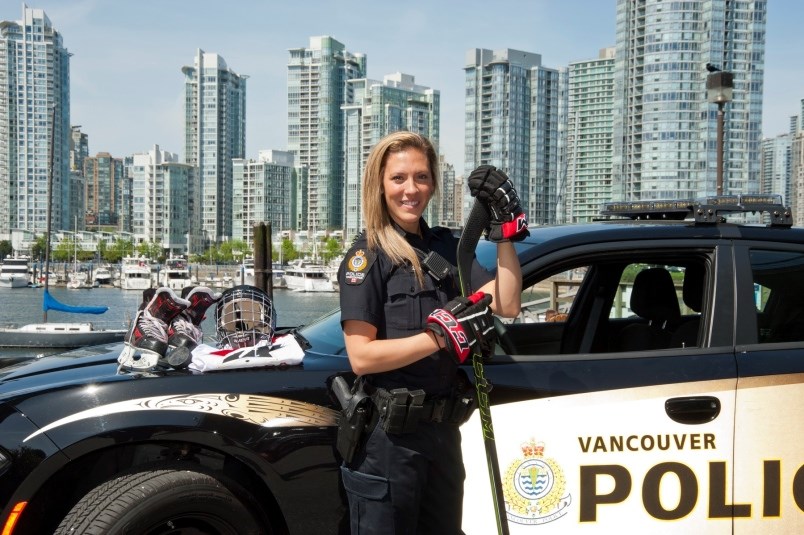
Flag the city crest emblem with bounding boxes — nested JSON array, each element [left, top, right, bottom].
[[503, 439, 572, 525], [345, 249, 375, 285]]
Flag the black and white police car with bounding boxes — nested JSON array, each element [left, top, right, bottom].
[[1, 195, 803, 534]]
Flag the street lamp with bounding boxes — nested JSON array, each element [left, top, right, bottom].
[[707, 69, 734, 196]]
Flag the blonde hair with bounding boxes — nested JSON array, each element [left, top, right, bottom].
[[362, 131, 439, 287]]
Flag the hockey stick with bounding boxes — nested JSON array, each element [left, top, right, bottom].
[[457, 199, 509, 535]]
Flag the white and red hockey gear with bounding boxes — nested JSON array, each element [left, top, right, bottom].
[[426, 291, 495, 363], [118, 287, 190, 371], [165, 286, 221, 369], [467, 165, 529, 242], [188, 334, 305, 372]]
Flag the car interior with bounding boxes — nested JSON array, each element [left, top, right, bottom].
[[495, 255, 709, 356]]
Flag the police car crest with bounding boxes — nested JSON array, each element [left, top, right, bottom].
[[503, 439, 572, 525]]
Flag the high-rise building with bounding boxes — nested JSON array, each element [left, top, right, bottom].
[[433, 156, 462, 229], [0, 6, 71, 240], [131, 145, 198, 256], [84, 153, 123, 229], [760, 135, 792, 204], [612, 0, 767, 201], [232, 150, 298, 246], [341, 73, 439, 239], [182, 49, 246, 244], [464, 48, 565, 225], [564, 48, 616, 223], [288, 36, 366, 232]]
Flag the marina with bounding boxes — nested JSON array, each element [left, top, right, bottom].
[[0, 285, 340, 361]]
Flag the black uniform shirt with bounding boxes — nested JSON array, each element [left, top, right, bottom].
[[338, 219, 493, 397]]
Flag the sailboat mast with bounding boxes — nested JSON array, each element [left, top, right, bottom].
[[43, 105, 55, 322]]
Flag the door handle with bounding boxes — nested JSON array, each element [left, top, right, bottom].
[[665, 396, 721, 425]]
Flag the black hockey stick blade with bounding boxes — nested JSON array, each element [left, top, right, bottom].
[[457, 199, 509, 535]]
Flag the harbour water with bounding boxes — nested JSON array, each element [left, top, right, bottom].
[[0, 285, 340, 360]]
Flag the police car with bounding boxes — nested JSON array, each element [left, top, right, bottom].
[[1, 194, 802, 534]]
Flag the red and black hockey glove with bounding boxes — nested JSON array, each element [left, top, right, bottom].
[[426, 291, 495, 364], [467, 165, 529, 243]]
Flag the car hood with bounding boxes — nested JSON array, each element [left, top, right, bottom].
[[0, 343, 135, 401]]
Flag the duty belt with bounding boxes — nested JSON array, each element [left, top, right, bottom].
[[368, 386, 475, 434]]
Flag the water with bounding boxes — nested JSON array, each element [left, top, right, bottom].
[[0, 286, 340, 360]]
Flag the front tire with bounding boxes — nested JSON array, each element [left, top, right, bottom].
[[55, 467, 264, 535]]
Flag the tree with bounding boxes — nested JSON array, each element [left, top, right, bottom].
[[53, 237, 74, 263], [0, 240, 12, 261], [321, 237, 343, 264], [280, 238, 298, 263], [31, 235, 49, 261]]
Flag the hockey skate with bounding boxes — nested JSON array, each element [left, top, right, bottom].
[[118, 287, 190, 371], [164, 286, 220, 369]]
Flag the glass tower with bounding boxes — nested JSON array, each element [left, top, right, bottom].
[[0, 6, 70, 239], [612, 0, 767, 201], [341, 73, 439, 240], [288, 36, 366, 232], [84, 153, 123, 228], [564, 48, 616, 223], [131, 145, 196, 256], [182, 49, 246, 244], [464, 48, 564, 225]]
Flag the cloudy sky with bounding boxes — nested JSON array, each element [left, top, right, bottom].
[[3, 0, 801, 170]]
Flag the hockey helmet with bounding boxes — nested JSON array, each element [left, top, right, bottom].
[[215, 285, 276, 349]]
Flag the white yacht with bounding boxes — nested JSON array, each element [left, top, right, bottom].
[[120, 256, 152, 291], [159, 257, 192, 291], [284, 261, 335, 292], [240, 258, 286, 289], [0, 255, 31, 288], [93, 266, 113, 286], [67, 269, 93, 290]]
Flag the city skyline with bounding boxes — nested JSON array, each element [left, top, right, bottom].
[[3, 0, 801, 171]]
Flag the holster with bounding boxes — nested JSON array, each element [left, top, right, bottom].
[[331, 375, 371, 463]]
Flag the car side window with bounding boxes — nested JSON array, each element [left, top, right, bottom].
[[513, 266, 589, 324], [751, 249, 804, 344]]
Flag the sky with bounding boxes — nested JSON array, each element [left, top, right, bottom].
[[3, 0, 802, 171]]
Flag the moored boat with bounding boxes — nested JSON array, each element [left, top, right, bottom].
[[0, 255, 31, 288], [159, 257, 192, 291], [284, 261, 335, 292], [93, 266, 113, 286], [120, 256, 152, 290], [0, 321, 126, 348]]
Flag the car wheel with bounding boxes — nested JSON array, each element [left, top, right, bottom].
[[54, 467, 264, 535]]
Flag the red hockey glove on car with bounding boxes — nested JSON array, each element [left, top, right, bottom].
[[467, 165, 529, 242], [426, 291, 495, 363]]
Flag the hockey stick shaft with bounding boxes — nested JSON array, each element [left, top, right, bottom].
[[457, 200, 509, 535]]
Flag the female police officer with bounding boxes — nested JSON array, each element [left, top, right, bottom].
[[337, 131, 525, 534]]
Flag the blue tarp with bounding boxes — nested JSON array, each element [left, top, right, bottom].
[[43, 290, 108, 315]]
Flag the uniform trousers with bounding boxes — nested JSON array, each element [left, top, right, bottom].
[[341, 419, 465, 535]]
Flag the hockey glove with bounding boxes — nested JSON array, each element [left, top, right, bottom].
[[426, 291, 495, 364], [467, 165, 529, 242]]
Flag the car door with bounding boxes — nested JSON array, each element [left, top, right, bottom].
[[462, 241, 737, 534], [732, 244, 804, 534]]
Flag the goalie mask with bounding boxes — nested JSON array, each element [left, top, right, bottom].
[[215, 285, 277, 349]]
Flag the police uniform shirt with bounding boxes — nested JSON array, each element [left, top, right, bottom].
[[338, 219, 493, 397]]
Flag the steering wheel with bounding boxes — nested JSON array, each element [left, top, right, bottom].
[[493, 316, 517, 355]]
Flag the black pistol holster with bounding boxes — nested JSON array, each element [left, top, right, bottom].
[[331, 375, 371, 463]]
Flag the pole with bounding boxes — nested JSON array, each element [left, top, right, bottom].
[[253, 223, 267, 293], [716, 101, 725, 196], [457, 200, 509, 535], [43, 105, 56, 323]]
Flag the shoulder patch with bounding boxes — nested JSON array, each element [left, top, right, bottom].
[[344, 249, 376, 285]]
